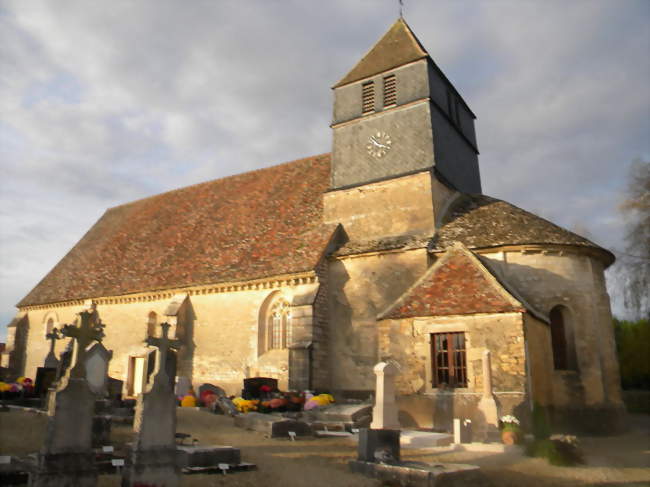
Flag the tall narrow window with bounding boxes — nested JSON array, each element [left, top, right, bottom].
[[383, 74, 397, 107], [549, 305, 577, 370], [431, 332, 467, 387], [362, 81, 375, 114], [268, 299, 291, 350], [147, 311, 158, 338]]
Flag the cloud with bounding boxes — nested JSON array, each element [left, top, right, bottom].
[[0, 0, 649, 340]]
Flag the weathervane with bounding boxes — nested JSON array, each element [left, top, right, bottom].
[[399, 0, 404, 18]]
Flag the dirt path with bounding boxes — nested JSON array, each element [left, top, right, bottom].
[[1, 408, 649, 486]]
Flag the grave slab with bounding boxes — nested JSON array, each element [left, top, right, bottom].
[[400, 430, 453, 449], [310, 403, 372, 423], [176, 445, 241, 468], [349, 461, 490, 487], [234, 412, 312, 438]]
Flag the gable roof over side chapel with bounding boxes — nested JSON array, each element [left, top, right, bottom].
[[378, 242, 547, 321]]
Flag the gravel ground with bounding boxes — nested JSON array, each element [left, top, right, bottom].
[[1, 407, 649, 486]]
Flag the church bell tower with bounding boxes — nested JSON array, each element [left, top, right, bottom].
[[330, 18, 481, 194]]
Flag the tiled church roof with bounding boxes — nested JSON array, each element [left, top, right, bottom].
[[429, 194, 614, 264], [18, 154, 337, 307], [378, 243, 525, 320]]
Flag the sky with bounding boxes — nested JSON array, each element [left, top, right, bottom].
[[1, 1, 649, 341]]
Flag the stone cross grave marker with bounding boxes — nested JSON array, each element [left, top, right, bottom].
[[32, 309, 104, 487], [124, 322, 181, 487], [43, 328, 60, 368], [370, 361, 400, 430]]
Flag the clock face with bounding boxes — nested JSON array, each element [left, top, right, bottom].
[[366, 131, 392, 158]]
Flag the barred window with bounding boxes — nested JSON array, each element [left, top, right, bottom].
[[383, 74, 397, 107], [431, 332, 467, 387], [362, 81, 375, 114]]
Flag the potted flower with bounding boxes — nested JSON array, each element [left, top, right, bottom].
[[499, 415, 522, 445]]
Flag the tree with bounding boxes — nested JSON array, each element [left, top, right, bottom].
[[618, 159, 650, 320]]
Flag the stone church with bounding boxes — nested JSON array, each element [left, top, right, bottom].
[[3, 19, 625, 432]]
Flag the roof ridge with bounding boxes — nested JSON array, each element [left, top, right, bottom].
[[109, 153, 331, 211]]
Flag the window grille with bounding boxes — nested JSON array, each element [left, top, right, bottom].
[[431, 332, 467, 387], [383, 74, 397, 107], [362, 81, 375, 114]]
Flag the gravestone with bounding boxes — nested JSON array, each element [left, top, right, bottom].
[[123, 322, 181, 487], [34, 367, 57, 397], [370, 361, 400, 430], [242, 377, 278, 399], [43, 328, 60, 369], [31, 309, 105, 487], [476, 350, 499, 441], [175, 376, 191, 397], [84, 342, 113, 397], [54, 340, 74, 383]]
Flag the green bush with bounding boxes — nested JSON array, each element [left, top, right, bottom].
[[531, 402, 551, 440], [614, 318, 650, 390], [525, 438, 583, 466]]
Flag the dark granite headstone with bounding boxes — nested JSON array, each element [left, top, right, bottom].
[[242, 377, 278, 399], [358, 428, 401, 463], [91, 416, 112, 448], [34, 367, 57, 397]]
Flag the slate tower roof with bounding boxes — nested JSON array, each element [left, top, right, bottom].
[[334, 18, 428, 88]]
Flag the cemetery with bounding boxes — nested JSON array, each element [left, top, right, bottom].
[[1, 311, 649, 486]]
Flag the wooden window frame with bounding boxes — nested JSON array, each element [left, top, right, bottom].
[[430, 331, 468, 388]]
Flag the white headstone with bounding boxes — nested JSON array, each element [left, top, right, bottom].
[[477, 350, 499, 438], [85, 342, 113, 396], [370, 361, 401, 430], [175, 376, 191, 397]]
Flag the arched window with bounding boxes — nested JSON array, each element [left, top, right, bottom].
[[549, 305, 577, 371], [268, 299, 292, 350], [147, 312, 158, 338], [43, 312, 58, 337]]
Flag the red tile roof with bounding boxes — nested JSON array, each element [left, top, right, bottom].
[[18, 154, 337, 307], [379, 243, 524, 320]]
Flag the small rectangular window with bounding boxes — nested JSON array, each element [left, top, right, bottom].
[[431, 332, 467, 388], [383, 74, 397, 107], [362, 81, 375, 114]]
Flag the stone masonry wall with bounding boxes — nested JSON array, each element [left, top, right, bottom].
[[327, 248, 429, 393], [20, 280, 318, 397], [482, 250, 623, 410], [377, 312, 528, 429]]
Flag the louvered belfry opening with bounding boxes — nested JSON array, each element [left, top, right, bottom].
[[362, 81, 375, 114], [383, 74, 397, 107]]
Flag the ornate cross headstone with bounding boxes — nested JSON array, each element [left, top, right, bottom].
[[60, 310, 105, 379], [145, 322, 181, 386], [124, 322, 182, 487], [43, 328, 60, 368], [33, 308, 105, 487]]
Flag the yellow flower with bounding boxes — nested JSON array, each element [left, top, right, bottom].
[[181, 395, 197, 407]]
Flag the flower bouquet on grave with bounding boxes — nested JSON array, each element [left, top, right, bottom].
[[499, 415, 522, 445]]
